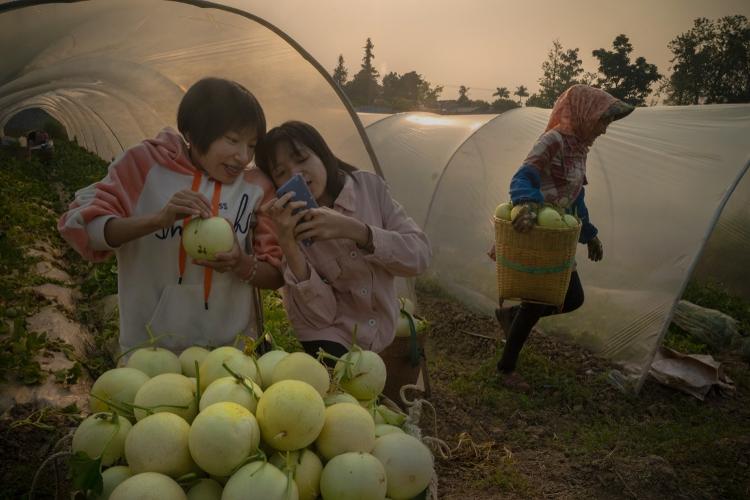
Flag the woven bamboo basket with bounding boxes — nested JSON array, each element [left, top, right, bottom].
[[494, 216, 581, 308]]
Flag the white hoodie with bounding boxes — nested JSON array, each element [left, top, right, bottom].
[[58, 128, 281, 353]]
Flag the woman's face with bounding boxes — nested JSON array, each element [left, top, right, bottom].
[[269, 141, 328, 203], [589, 116, 613, 144], [190, 127, 258, 184]]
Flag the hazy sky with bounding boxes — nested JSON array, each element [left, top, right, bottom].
[[244, 0, 750, 102]]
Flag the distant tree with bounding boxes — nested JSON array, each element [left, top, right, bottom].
[[491, 98, 520, 113], [592, 34, 661, 106], [362, 38, 377, 75], [524, 93, 547, 108], [381, 72, 399, 103], [421, 79, 444, 106], [579, 71, 598, 86], [332, 54, 348, 87], [382, 70, 442, 110], [457, 85, 471, 105], [472, 100, 492, 113], [664, 15, 750, 104], [535, 40, 585, 108], [344, 38, 382, 106], [650, 75, 671, 106], [514, 85, 529, 104], [492, 87, 510, 100], [490, 86, 519, 113]]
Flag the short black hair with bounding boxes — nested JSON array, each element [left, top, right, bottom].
[[177, 77, 266, 154], [254, 121, 357, 198]]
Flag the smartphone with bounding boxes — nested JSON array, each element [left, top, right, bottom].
[[275, 173, 318, 245]]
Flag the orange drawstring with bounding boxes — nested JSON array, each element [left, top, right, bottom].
[[203, 181, 223, 309], [177, 172, 223, 310], [178, 172, 203, 284]]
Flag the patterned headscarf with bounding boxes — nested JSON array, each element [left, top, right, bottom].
[[545, 85, 634, 144]]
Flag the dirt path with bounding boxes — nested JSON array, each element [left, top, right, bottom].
[[0, 236, 100, 499]]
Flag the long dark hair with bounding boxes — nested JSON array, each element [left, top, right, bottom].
[[254, 121, 357, 199]]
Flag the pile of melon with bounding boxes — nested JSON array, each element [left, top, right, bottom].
[[72, 339, 434, 500]]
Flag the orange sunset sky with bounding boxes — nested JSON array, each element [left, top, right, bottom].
[[240, 0, 750, 102]]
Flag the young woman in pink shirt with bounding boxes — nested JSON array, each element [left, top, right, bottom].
[[255, 121, 431, 359]]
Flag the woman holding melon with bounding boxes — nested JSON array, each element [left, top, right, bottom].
[[59, 78, 283, 355], [490, 84, 634, 390]]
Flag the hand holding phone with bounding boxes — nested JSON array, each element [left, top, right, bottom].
[[275, 174, 318, 214], [275, 174, 318, 245]]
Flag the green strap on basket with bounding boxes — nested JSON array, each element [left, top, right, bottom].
[[498, 254, 575, 274], [404, 312, 420, 367]]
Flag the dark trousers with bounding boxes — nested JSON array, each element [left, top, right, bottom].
[[302, 340, 349, 368], [498, 271, 584, 373]]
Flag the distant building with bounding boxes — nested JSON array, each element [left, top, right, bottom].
[[438, 100, 482, 114]]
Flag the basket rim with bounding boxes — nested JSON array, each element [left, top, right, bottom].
[[493, 215, 581, 232]]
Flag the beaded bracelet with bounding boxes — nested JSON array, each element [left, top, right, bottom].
[[240, 254, 259, 284]]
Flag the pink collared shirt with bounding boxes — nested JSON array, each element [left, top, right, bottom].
[[281, 170, 431, 352]]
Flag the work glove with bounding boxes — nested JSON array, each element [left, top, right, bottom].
[[587, 236, 603, 262], [511, 203, 538, 233]]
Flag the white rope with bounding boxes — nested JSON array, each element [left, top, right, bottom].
[[395, 384, 448, 500], [29, 451, 72, 500]]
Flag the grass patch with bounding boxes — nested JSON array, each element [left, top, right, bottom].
[[475, 455, 536, 496], [682, 280, 750, 333], [663, 279, 749, 355], [261, 289, 302, 352]]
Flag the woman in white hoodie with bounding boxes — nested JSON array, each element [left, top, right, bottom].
[[59, 77, 283, 354]]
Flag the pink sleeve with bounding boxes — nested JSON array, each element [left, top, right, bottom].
[[57, 147, 150, 262], [365, 176, 432, 277], [245, 168, 283, 269], [281, 265, 338, 328]]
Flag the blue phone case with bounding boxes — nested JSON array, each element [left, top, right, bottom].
[[276, 174, 318, 245], [275, 173, 318, 213]]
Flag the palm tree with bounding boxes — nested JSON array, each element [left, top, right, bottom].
[[514, 85, 529, 105], [492, 86, 510, 100]]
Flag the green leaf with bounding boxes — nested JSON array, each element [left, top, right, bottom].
[[69, 451, 103, 496], [61, 403, 80, 414], [64, 362, 83, 385]]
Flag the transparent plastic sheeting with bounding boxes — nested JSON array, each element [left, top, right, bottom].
[[0, 0, 376, 173], [360, 106, 750, 390], [692, 164, 750, 301], [362, 113, 498, 227], [2, 2, 748, 391]]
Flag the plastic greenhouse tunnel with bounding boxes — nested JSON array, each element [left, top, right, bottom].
[[1, 0, 749, 393]]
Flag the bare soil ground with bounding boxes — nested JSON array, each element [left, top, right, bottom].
[[418, 286, 750, 499]]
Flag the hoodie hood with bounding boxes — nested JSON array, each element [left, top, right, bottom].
[[141, 127, 197, 176]]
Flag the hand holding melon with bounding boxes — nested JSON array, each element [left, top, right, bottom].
[[494, 201, 580, 231]]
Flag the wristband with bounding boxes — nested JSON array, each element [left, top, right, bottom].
[[239, 254, 259, 284], [357, 224, 375, 253]]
